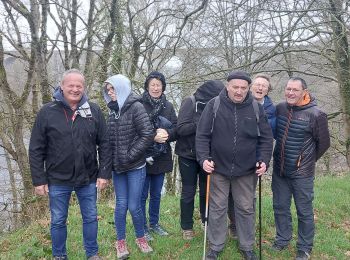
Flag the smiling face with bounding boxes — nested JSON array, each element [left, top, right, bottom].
[[226, 79, 249, 103], [251, 77, 270, 102], [106, 84, 117, 101], [148, 78, 163, 98], [61, 72, 85, 107], [285, 80, 305, 105]]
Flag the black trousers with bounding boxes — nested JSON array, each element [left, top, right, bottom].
[[179, 156, 207, 230]]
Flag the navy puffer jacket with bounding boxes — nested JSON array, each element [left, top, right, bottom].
[[273, 95, 330, 178]]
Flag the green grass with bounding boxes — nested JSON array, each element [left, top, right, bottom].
[[0, 175, 350, 259]]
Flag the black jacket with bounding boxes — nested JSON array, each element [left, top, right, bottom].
[[273, 96, 330, 178], [29, 101, 112, 186], [196, 89, 273, 177], [108, 93, 154, 173], [142, 98, 177, 174], [175, 80, 224, 160]]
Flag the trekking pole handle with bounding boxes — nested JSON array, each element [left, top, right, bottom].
[[256, 160, 263, 169]]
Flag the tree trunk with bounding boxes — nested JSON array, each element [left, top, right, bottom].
[[329, 0, 350, 168], [111, 0, 123, 74]]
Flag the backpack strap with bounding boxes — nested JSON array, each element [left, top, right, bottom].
[[210, 96, 220, 133], [252, 99, 261, 137], [209, 96, 260, 136], [190, 95, 196, 112]]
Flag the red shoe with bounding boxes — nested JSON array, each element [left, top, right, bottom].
[[115, 239, 129, 259], [135, 236, 153, 254]]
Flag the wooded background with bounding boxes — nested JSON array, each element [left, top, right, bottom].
[[0, 0, 349, 232]]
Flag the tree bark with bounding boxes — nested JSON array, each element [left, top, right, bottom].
[[329, 0, 350, 167]]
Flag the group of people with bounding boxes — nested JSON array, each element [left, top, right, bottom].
[[29, 68, 330, 260]]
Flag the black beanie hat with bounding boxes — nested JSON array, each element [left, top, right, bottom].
[[227, 70, 252, 84], [144, 71, 166, 91]]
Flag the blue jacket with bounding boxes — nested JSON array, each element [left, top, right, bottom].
[[273, 95, 330, 178], [263, 95, 276, 138]]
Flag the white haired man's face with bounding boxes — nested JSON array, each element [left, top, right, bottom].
[[251, 77, 269, 102], [61, 73, 85, 107]]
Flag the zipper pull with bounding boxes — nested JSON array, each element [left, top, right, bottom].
[[297, 155, 302, 167]]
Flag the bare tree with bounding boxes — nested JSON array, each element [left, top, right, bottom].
[[327, 0, 350, 165]]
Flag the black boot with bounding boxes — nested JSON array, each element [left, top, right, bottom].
[[240, 250, 257, 260]]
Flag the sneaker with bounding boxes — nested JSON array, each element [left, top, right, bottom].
[[144, 231, 154, 241], [205, 248, 219, 260], [149, 224, 169, 236], [135, 237, 153, 254], [182, 229, 194, 240], [240, 250, 258, 260], [271, 242, 288, 251], [115, 240, 130, 260], [87, 255, 102, 260], [295, 250, 311, 260]]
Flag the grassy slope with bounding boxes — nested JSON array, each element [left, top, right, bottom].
[[0, 175, 349, 260]]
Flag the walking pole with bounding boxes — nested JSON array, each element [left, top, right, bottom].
[[257, 161, 263, 260], [202, 173, 211, 260], [259, 175, 262, 260]]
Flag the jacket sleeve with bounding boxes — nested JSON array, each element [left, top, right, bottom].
[[128, 102, 155, 161], [165, 102, 178, 142], [314, 111, 330, 161], [176, 97, 196, 137], [95, 106, 112, 179], [29, 108, 48, 186], [256, 105, 274, 167], [195, 99, 215, 168]]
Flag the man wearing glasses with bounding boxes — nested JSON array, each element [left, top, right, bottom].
[[271, 77, 330, 260]]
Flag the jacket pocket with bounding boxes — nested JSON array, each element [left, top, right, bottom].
[[242, 117, 258, 138]]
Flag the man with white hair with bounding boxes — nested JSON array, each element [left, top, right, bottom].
[[29, 69, 111, 260]]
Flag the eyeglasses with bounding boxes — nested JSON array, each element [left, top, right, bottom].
[[253, 83, 269, 89], [285, 87, 303, 93]]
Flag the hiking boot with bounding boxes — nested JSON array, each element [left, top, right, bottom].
[[240, 250, 258, 260], [87, 255, 102, 260], [149, 224, 169, 236], [182, 229, 194, 240], [135, 237, 153, 254], [144, 231, 154, 241], [53, 256, 68, 260], [115, 240, 129, 260], [205, 248, 219, 260], [295, 250, 311, 260], [271, 242, 288, 251]]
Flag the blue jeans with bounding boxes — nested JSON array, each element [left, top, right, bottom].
[[141, 173, 165, 230], [113, 167, 146, 240], [49, 183, 98, 258], [272, 174, 315, 253]]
